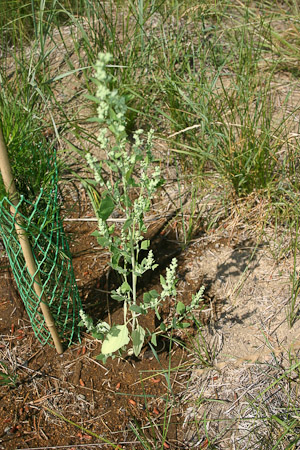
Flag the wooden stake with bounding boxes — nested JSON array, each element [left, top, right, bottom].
[[0, 126, 63, 354]]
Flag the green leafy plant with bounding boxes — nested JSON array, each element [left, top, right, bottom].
[[0, 361, 17, 387], [79, 53, 204, 362]]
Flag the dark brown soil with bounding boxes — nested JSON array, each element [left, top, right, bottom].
[[0, 195, 216, 450]]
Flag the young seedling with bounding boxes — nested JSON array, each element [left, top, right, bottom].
[[0, 361, 17, 387], [79, 53, 204, 362]]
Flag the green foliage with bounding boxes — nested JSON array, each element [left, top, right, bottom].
[[0, 8, 57, 205], [0, 133, 54, 203], [101, 324, 130, 355], [79, 53, 204, 360], [0, 84, 57, 221], [0, 361, 17, 387], [0, 0, 85, 47]]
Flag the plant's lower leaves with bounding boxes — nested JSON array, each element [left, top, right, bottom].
[[101, 325, 129, 354], [132, 325, 145, 357]]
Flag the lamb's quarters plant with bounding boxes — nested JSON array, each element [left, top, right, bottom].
[[78, 53, 205, 362]]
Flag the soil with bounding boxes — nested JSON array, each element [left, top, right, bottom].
[[181, 232, 300, 448], [0, 187, 217, 450]]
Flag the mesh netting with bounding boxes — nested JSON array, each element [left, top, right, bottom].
[[0, 151, 81, 348]]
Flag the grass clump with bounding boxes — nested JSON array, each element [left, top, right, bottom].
[[0, 83, 55, 203], [0, 0, 85, 47], [0, 361, 17, 387]]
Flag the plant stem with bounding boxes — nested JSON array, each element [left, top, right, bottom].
[[131, 220, 137, 331]]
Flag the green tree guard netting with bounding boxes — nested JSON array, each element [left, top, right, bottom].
[[0, 150, 82, 348]]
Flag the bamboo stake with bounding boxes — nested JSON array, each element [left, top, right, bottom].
[[0, 126, 63, 354]]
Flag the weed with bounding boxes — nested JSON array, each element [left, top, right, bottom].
[[78, 53, 205, 361], [0, 361, 17, 387]]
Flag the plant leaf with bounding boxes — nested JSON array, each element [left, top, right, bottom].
[[132, 325, 146, 357], [130, 305, 145, 314], [151, 333, 157, 346], [160, 322, 166, 331], [160, 275, 166, 288], [102, 325, 130, 354], [111, 293, 125, 302], [176, 322, 190, 329], [176, 301, 186, 315], [98, 194, 115, 221], [123, 218, 133, 231], [97, 236, 110, 247], [95, 353, 113, 364], [120, 281, 131, 293], [143, 292, 151, 303], [91, 331, 104, 340], [149, 289, 159, 298], [141, 239, 150, 250]]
